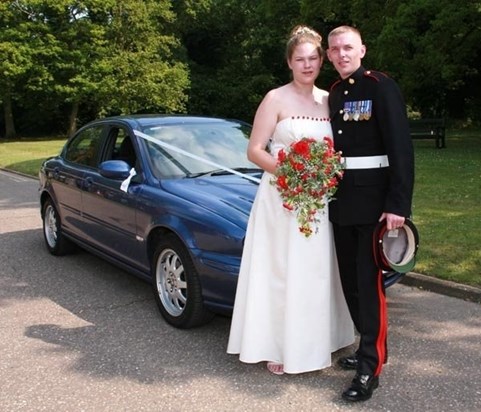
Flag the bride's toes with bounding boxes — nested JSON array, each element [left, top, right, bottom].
[[267, 362, 284, 375]]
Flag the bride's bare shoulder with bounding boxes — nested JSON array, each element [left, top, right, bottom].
[[264, 84, 291, 101], [259, 85, 291, 116]]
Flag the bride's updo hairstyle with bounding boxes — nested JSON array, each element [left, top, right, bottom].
[[286, 25, 324, 61]]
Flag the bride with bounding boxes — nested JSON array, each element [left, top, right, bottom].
[[227, 25, 354, 375]]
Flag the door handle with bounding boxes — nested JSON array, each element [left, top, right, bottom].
[[84, 176, 93, 189]]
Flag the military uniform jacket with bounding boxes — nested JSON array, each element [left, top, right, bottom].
[[328, 66, 414, 226]]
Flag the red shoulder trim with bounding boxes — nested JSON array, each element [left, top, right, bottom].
[[330, 79, 341, 92], [363, 70, 389, 82]]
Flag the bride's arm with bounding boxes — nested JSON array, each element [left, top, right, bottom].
[[247, 90, 279, 175]]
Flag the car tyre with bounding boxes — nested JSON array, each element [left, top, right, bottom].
[[42, 199, 75, 256], [152, 234, 214, 328]]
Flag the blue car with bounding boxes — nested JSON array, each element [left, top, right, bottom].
[[39, 115, 403, 329]]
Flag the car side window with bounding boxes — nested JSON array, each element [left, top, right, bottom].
[[65, 125, 103, 167], [105, 127, 137, 169], [116, 133, 137, 168]]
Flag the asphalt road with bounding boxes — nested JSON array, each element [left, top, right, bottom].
[[1, 169, 480, 412]]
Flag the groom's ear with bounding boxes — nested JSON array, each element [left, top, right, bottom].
[[326, 49, 332, 62], [360, 44, 366, 59]]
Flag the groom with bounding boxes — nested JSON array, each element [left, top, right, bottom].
[[326, 26, 414, 402]]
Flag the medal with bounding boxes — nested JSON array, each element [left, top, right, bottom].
[[352, 101, 362, 122], [365, 100, 372, 120], [343, 102, 352, 121], [359, 100, 366, 121]]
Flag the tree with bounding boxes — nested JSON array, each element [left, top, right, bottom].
[[35, 0, 190, 134], [374, 0, 481, 119], [95, 1, 190, 120], [0, 2, 37, 138], [174, 0, 306, 122], [299, 0, 481, 122], [3, 0, 481, 137], [2, 0, 190, 137]]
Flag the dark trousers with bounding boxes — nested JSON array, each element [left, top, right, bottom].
[[332, 222, 387, 377]]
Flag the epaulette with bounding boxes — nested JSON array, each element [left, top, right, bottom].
[[330, 79, 341, 92], [363, 70, 389, 82]]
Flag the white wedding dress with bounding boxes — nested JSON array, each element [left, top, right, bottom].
[[227, 116, 354, 374]]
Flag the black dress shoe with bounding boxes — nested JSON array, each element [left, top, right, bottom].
[[342, 374, 379, 402], [337, 354, 358, 370]]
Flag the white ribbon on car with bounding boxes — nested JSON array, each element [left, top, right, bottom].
[[120, 167, 137, 192], [133, 129, 261, 184]]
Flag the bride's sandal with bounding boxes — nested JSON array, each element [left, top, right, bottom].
[[267, 362, 284, 375]]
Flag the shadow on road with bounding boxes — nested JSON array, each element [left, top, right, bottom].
[[1, 227, 480, 410]]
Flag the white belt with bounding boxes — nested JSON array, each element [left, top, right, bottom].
[[342, 155, 389, 169]]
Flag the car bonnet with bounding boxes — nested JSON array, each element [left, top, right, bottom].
[[160, 175, 259, 228]]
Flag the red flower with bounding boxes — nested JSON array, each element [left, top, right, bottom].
[[323, 136, 334, 148], [328, 177, 338, 188], [294, 162, 304, 171], [292, 138, 314, 158], [271, 136, 344, 237], [277, 175, 288, 190]]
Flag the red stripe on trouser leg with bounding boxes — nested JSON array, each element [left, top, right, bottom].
[[374, 269, 387, 376]]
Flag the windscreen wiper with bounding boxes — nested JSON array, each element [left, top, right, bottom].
[[210, 167, 263, 176]]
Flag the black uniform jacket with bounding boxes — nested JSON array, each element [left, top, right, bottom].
[[328, 66, 414, 226]]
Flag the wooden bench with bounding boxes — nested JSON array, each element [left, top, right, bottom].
[[409, 118, 446, 148]]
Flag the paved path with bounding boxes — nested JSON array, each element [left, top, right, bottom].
[[1, 170, 480, 411]]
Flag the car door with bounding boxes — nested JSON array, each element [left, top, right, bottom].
[[80, 124, 147, 270], [49, 123, 105, 238]]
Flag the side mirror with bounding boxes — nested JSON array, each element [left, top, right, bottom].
[[99, 160, 133, 180]]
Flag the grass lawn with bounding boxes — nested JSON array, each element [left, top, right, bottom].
[[1, 131, 480, 287], [411, 130, 480, 287], [0, 137, 67, 177]]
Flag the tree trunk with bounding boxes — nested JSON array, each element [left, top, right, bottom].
[[67, 102, 79, 137], [3, 92, 16, 139]]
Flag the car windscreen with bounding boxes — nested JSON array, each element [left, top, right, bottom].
[[142, 121, 258, 179]]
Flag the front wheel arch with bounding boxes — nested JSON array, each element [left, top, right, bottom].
[[151, 233, 214, 328]]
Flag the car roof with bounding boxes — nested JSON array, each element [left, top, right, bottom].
[[89, 114, 247, 129]]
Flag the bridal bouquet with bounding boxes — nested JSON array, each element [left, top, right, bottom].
[[272, 137, 344, 237]]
